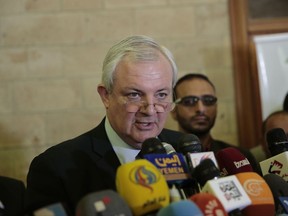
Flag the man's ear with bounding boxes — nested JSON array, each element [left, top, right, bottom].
[[97, 84, 110, 109]]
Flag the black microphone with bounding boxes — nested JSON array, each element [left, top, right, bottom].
[[263, 173, 288, 214], [176, 133, 202, 154], [192, 158, 220, 188], [136, 137, 166, 159], [260, 128, 288, 181], [177, 134, 218, 173], [266, 127, 288, 156]]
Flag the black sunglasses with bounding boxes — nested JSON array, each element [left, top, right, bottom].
[[174, 95, 217, 107]]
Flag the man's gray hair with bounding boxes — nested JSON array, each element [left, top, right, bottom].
[[101, 35, 178, 93]]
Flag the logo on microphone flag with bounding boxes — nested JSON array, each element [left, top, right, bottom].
[[116, 159, 169, 216]]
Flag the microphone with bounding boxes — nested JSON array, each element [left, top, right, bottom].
[[156, 200, 204, 216], [263, 173, 288, 214], [216, 147, 254, 176], [115, 159, 170, 216], [192, 158, 220, 188], [177, 134, 218, 170], [201, 175, 251, 213], [260, 152, 288, 181], [189, 193, 228, 216], [75, 190, 132, 216], [142, 141, 198, 198], [235, 172, 274, 216], [266, 128, 288, 156], [136, 138, 166, 159], [27, 202, 69, 216], [176, 134, 202, 154]]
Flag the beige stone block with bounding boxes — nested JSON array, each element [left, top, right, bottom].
[[83, 12, 134, 42], [0, 48, 28, 80], [0, 114, 46, 147], [194, 3, 229, 37], [24, 0, 61, 12], [168, 0, 226, 5], [45, 111, 100, 145], [27, 47, 63, 78], [0, 0, 24, 15], [13, 79, 83, 112], [135, 7, 196, 38], [62, 0, 102, 10], [1, 14, 89, 45], [62, 43, 110, 76], [168, 39, 206, 72], [0, 83, 12, 114], [82, 77, 103, 110], [105, 0, 167, 8]]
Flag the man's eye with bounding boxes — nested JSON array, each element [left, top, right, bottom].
[[127, 92, 141, 99], [157, 92, 168, 100]]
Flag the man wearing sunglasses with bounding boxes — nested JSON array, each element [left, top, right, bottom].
[[171, 73, 259, 172]]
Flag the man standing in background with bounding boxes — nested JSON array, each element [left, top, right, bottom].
[[171, 73, 259, 172]]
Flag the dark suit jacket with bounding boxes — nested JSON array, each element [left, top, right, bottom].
[[25, 118, 184, 214], [0, 176, 25, 216]]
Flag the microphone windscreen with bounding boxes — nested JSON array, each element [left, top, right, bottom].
[[156, 200, 203, 216], [190, 193, 228, 216], [177, 134, 202, 154], [162, 142, 177, 154], [235, 172, 274, 216], [263, 173, 288, 214], [216, 147, 253, 175], [75, 190, 132, 216], [192, 158, 220, 187], [32, 203, 68, 216], [266, 128, 288, 156], [116, 159, 169, 216], [136, 138, 166, 159]]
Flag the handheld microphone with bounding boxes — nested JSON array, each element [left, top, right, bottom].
[[192, 158, 220, 188], [75, 190, 132, 216], [189, 193, 228, 216], [136, 138, 166, 159], [115, 159, 169, 216], [177, 134, 218, 170], [156, 200, 204, 216], [266, 128, 288, 156], [235, 172, 274, 216], [259, 152, 288, 181], [176, 134, 202, 154], [201, 174, 251, 213], [216, 147, 254, 176], [142, 141, 198, 198], [263, 173, 288, 214]]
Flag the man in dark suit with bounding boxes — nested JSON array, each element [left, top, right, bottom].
[[25, 35, 183, 214], [0, 176, 25, 216]]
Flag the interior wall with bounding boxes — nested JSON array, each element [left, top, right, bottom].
[[0, 0, 236, 183]]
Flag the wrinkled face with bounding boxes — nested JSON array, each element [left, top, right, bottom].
[[171, 78, 217, 136], [98, 54, 174, 149]]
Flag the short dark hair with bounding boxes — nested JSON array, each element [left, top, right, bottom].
[[262, 110, 288, 133], [173, 73, 215, 98]]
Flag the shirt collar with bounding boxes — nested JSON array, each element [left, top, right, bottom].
[[105, 118, 140, 164]]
